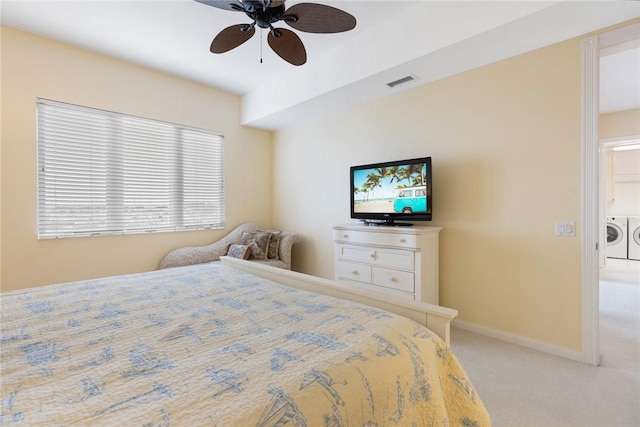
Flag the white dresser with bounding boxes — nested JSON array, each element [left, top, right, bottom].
[[333, 223, 442, 304]]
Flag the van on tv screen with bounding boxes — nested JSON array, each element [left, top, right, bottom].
[[350, 157, 432, 223]]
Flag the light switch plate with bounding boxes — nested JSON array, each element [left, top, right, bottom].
[[555, 221, 575, 236]]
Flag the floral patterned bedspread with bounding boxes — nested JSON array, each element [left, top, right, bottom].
[[1, 263, 490, 426]]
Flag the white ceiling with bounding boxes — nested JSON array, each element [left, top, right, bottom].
[[2, 0, 639, 130]]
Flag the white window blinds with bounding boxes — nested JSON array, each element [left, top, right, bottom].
[[37, 99, 224, 239]]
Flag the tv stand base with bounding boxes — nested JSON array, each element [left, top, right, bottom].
[[362, 219, 413, 227]]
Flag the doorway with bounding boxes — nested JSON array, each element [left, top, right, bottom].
[[599, 139, 640, 367], [582, 22, 640, 366], [600, 138, 640, 266]]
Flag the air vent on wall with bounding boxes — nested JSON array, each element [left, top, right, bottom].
[[386, 75, 417, 88]]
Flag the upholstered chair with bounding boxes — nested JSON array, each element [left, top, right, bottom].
[[159, 223, 300, 270]]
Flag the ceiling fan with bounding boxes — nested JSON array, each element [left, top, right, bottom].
[[195, 0, 356, 66]]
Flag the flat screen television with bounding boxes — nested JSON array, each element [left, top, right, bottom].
[[350, 156, 432, 226]]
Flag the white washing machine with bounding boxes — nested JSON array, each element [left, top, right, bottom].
[[628, 216, 640, 261], [606, 216, 628, 259]]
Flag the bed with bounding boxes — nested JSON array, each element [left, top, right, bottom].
[[1, 258, 490, 426]]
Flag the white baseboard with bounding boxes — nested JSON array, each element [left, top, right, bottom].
[[452, 319, 584, 363]]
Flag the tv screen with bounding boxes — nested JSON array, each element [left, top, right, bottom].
[[350, 157, 432, 225]]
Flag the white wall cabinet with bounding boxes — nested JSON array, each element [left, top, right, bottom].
[[333, 224, 442, 304]]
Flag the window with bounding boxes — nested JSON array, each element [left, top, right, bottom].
[[37, 99, 224, 239]]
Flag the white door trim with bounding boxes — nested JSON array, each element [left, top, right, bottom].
[[581, 35, 600, 366]]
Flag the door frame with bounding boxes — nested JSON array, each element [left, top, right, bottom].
[[581, 34, 599, 366], [581, 23, 640, 366]]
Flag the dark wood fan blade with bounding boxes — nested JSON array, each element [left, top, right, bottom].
[[284, 3, 356, 33], [194, 0, 244, 12], [268, 0, 286, 7], [268, 28, 306, 66], [211, 24, 256, 53]]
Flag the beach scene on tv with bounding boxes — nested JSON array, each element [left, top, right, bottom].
[[353, 163, 428, 214]]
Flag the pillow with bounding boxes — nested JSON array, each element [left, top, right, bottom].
[[240, 231, 271, 260], [259, 229, 282, 259], [226, 244, 252, 260]]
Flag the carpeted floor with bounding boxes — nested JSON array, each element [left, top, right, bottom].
[[450, 259, 640, 427]]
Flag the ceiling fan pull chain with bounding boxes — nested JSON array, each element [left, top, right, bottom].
[[260, 29, 263, 63]]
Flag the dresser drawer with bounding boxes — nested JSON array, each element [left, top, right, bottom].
[[333, 229, 418, 249], [336, 260, 372, 284], [372, 267, 415, 293], [364, 284, 416, 301], [337, 244, 415, 270]]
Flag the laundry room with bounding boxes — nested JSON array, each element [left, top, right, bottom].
[[600, 108, 640, 263], [604, 141, 640, 262]]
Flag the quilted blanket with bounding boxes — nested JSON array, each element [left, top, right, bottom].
[[1, 263, 490, 426]]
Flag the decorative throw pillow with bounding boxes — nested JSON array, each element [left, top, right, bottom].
[[240, 231, 271, 260], [259, 229, 282, 259], [226, 244, 251, 260]]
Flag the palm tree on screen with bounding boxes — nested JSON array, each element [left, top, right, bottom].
[[365, 173, 381, 199]]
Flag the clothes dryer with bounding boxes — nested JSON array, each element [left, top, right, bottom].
[[628, 216, 640, 261], [606, 216, 627, 259]]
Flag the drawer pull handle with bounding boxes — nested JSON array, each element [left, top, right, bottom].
[[369, 252, 378, 260], [352, 270, 359, 275], [343, 234, 349, 238], [400, 238, 406, 243], [386, 272, 397, 282]]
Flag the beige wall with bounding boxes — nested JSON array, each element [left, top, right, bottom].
[[600, 109, 640, 138], [274, 37, 584, 350], [601, 109, 640, 217], [1, 27, 273, 291]]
